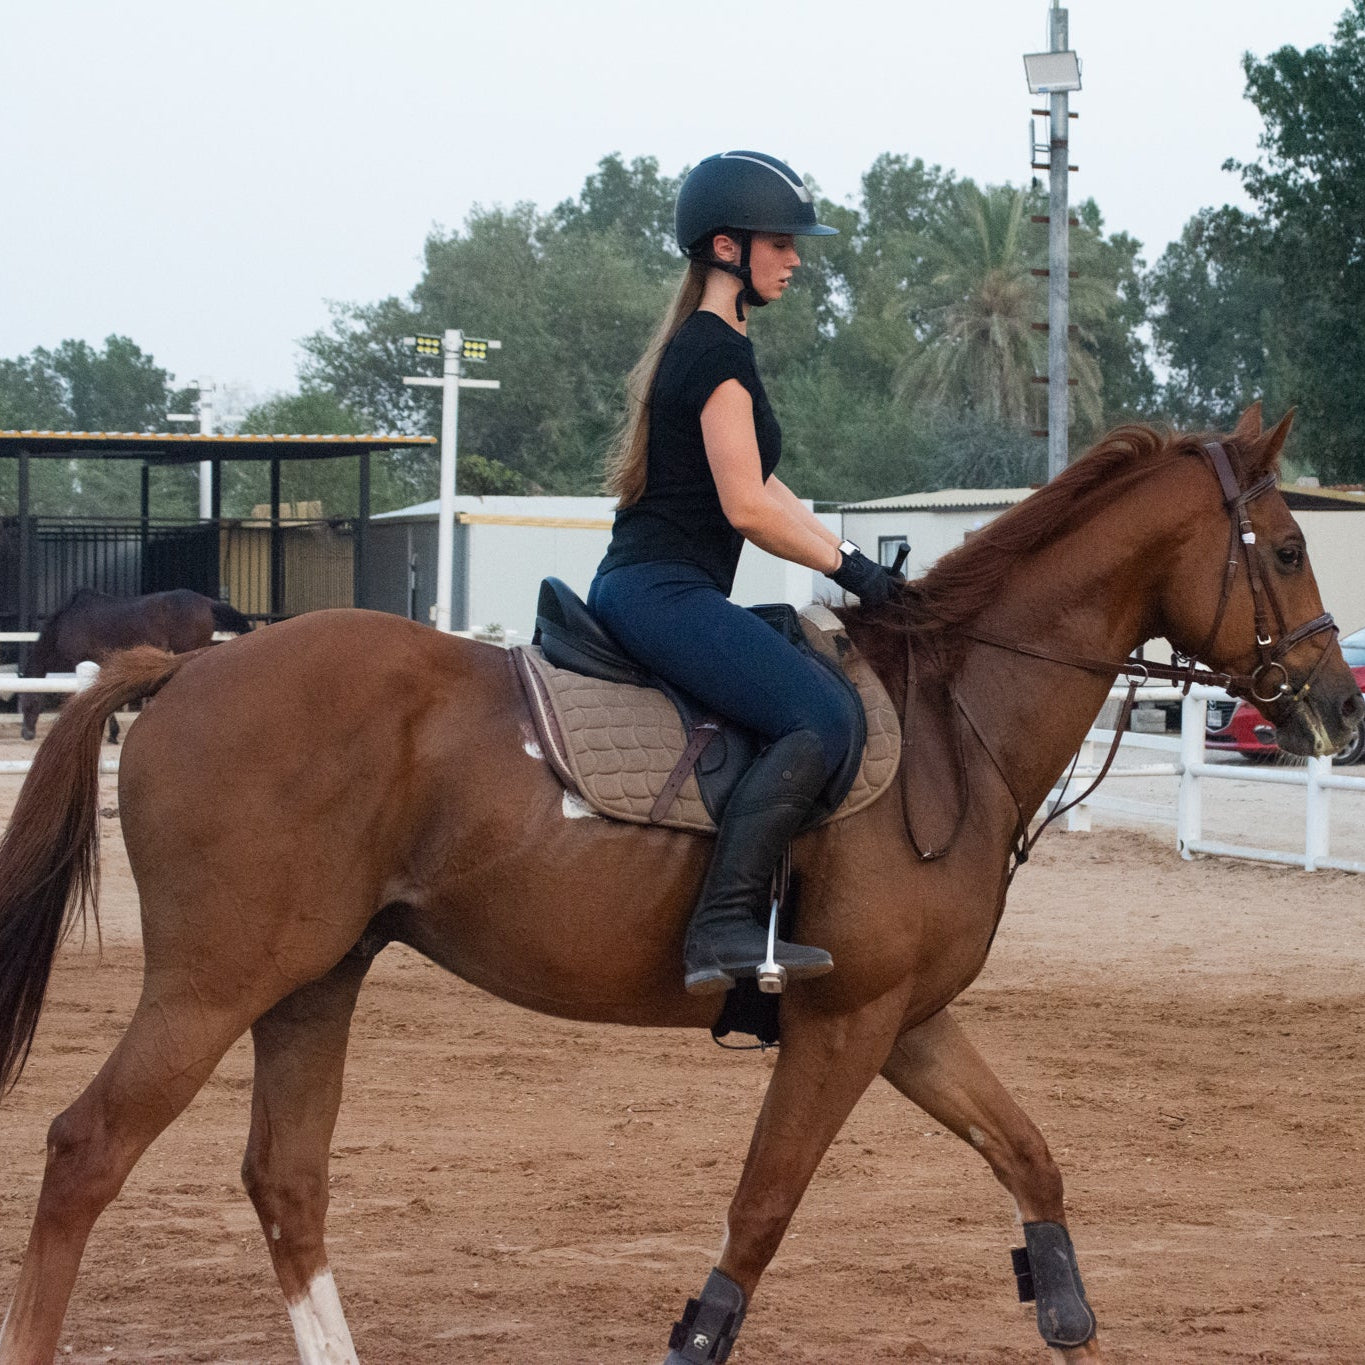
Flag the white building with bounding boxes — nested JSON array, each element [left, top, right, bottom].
[[368, 495, 840, 643], [839, 483, 1365, 637]]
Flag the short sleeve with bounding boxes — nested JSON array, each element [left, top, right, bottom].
[[678, 343, 756, 417]]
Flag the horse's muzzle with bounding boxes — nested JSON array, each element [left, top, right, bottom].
[[1261, 661, 1363, 757]]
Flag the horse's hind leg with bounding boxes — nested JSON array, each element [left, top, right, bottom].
[[881, 1008, 1103, 1362], [0, 983, 257, 1364], [240, 947, 375, 1365]]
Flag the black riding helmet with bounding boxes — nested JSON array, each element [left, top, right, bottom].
[[676, 151, 838, 320]]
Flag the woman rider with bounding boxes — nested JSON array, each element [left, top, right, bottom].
[[588, 150, 894, 995]]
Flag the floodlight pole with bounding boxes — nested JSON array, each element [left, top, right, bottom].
[[434, 328, 463, 634], [1046, 2, 1070, 482], [169, 377, 218, 517], [403, 330, 501, 633], [196, 380, 216, 517]]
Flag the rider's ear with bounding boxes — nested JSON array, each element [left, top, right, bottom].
[[1248, 408, 1296, 477], [711, 232, 740, 264], [1231, 401, 1264, 444]]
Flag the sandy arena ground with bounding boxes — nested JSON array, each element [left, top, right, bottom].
[[0, 713, 1362, 1364]]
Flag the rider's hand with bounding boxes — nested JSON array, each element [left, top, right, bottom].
[[826, 542, 892, 608]]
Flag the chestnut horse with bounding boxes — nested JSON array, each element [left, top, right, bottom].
[[0, 409, 1359, 1363], [18, 587, 253, 742]]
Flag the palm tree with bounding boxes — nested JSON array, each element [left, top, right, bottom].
[[898, 182, 1104, 434]]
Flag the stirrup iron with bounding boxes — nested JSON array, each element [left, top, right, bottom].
[[756, 896, 785, 994]]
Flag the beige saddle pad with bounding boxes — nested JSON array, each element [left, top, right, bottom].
[[512, 604, 901, 834]]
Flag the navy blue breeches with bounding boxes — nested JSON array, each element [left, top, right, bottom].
[[588, 559, 855, 782]]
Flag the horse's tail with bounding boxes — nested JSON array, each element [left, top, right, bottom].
[[0, 645, 193, 1094], [210, 600, 254, 635]]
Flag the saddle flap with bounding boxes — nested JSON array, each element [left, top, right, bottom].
[[512, 612, 901, 836]]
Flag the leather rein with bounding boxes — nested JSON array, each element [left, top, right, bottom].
[[925, 441, 1338, 873]]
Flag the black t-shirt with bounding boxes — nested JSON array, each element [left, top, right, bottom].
[[597, 309, 781, 594]]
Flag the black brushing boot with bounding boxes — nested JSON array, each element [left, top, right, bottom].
[[682, 728, 834, 995], [664, 1266, 747, 1363]]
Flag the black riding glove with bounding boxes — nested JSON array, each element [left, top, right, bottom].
[[826, 541, 892, 608]]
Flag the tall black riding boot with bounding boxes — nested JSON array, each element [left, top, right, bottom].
[[682, 728, 835, 995]]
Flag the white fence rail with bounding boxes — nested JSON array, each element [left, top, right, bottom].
[[1054, 684, 1365, 874], [3, 662, 1362, 873], [0, 661, 111, 773]]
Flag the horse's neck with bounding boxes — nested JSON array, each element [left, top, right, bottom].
[[959, 512, 1169, 814]]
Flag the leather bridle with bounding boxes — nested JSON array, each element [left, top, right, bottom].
[[960, 440, 1338, 705], [932, 440, 1339, 874], [1179, 441, 1337, 704]]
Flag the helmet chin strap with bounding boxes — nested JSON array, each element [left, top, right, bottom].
[[693, 230, 767, 321]]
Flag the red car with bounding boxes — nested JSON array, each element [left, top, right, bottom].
[[1204, 627, 1365, 765]]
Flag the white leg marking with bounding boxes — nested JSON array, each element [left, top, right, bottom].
[[562, 790, 598, 819], [967, 1124, 987, 1149], [287, 1269, 359, 1365]]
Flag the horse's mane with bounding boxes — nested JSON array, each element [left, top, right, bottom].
[[850, 423, 1218, 639]]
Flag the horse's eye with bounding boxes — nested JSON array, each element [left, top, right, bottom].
[[1276, 545, 1304, 570]]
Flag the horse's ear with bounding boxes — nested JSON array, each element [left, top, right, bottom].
[[1231, 402, 1264, 444], [1247, 408, 1295, 478]]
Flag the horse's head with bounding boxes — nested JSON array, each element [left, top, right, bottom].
[[1157, 404, 1363, 757]]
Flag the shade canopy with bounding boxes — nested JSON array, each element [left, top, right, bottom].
[[0, 431, 435, 462]]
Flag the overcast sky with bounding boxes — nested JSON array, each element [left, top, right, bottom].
[[0, 0, 1352, 410]]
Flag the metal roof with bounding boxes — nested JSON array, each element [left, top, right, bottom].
[[1280, 485, 1365, 511], [840, 488, 1035, 512], [842, 484, 1365, 514], [0, 430, 435, 462]]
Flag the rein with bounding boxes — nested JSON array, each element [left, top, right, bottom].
[[919, 441, 1338, 874]]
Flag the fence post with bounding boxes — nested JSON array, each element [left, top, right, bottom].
[[1305, 754, 1331, 872], [1177, 692, 1205, 859], [75, 661, 100, 691]]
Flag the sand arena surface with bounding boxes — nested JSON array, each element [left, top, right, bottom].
[[0, 717, 1362, 1364]]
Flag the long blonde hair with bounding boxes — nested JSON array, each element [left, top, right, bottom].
[[604, 259, 710, 506]]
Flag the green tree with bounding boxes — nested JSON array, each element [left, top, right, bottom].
[[898, 183, 1048, 429], [298, 152, 1155, 502], [0, 335, 188, 515], [550, 153, 682, 276], [0, 354, 69, 429], [1146, 207, 1283, 428], [1221, 1, 1365, 479]]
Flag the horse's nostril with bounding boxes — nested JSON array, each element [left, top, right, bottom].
[[1343, 691, 1364, 721]]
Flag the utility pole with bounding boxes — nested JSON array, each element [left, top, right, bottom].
[[1025, 2, 1082, 481], [1046, 4, 1070, 482], [403, 331, 501, 633]]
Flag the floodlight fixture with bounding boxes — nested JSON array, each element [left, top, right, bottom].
[[1023, 50, 1081, 94], [461, 338, 489, 363], [412, 334, 442, 357]]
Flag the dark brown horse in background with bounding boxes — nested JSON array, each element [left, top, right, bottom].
[[18, 588, 252, 742], [0, 408, 1359, 1363]]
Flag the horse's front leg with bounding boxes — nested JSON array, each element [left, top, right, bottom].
[[662, 990, 908, 1364], [881, 1007, 1103, 1362]]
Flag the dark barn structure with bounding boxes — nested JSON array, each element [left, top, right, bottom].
[[0, 431, 436, 632]]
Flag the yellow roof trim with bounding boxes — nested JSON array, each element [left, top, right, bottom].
[[0, 430, 434, 444]]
